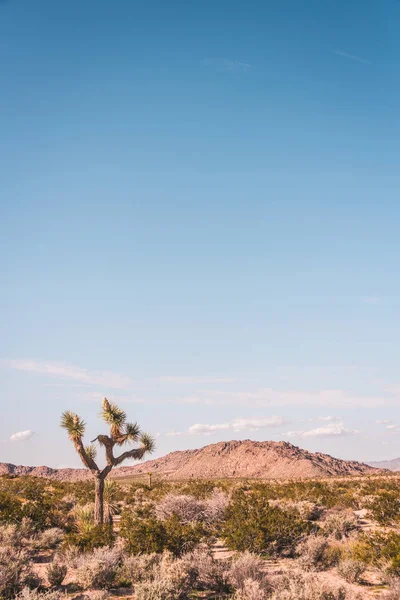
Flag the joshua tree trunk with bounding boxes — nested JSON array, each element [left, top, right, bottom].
[[94, 475, 105, 524]]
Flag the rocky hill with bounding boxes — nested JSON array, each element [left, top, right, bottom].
[[127, 440, 383, 480], [0, 440, 384, 482]]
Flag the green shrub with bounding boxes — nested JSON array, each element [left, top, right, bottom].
[[223, 490, 314, 556], [120, 511, 204, 557], [64, 524, 114, 551], [369, 492, 400, 525]]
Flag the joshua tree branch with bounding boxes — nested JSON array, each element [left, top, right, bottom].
[[74, 437, 99, 471], [113, 447, 147, 466]]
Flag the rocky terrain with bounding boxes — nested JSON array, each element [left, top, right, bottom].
[[127, 439, 384, 480], [1, 439, 384, 481]]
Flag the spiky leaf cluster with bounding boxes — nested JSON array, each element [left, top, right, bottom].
[[60, 411, 86, 440]]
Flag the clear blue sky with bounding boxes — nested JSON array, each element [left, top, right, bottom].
[[1, 0, 400, 468]]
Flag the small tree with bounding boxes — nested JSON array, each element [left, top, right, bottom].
[[61, 398, 154, 524]]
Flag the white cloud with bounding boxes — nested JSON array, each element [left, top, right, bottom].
[[285, 422, 358, 439], [7, 360, 132, 390], [187, 416, 285, 436], [333, 50, 371, 65], [10, 429, 34, 442], [377, 420, 393, 425]]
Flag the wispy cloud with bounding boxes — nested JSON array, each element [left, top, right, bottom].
[[177, 388, 393, 408], [333, 50, 371, 65], [10, 429, 35, 442], [167, 416, 285, 437], [7, 359, 133, 390], [361, 296, 380, 305], [202, 58, 254, 72], [285, 422, 358, 439], [159, 376, 239, 384]]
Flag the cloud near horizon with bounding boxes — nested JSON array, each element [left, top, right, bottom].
[[167, 416, 285, 437], [10, 429, 35, 442], [285, 422, 358, 439], [7, 360, 133, 390]]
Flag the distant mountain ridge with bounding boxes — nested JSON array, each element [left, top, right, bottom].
[[0, 440, 384, 482], [367, 457, 400, 472]]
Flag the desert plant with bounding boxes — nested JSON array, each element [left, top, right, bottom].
[[369, 492, 400, 525], [36, 528, 64, 549], [296, 535, 330, 571], [223, 490, 313, 556], [270, 569, 360, 600], [64, 523, 115, 551], [386, 577, 400, 600], [323, 511, 358, 540], [232, 578, 267, 600], [46, 561, 68, 587], [337, 559, 366, 583], [180, 549, 229, 592], [0, 546, 40, 599], [155, 494, 205, 524], [227, 551, 269, 592], [134, 579, 175, 600], [73, 546, 122, 589], [203, 489, 230, 524], [61, 398, 155, 524], [119, 553, 161, 585]]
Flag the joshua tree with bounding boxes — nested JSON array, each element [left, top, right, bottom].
[[61, 398, 155, 524]]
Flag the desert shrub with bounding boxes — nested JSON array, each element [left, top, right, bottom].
[[350, 531, 400, 575], [223, 490, 313, 556], [227, 551, 269, 592], [134, 579, 175, 600], [163, 514, 205, 556], [120, 512, 167, 554], [323, 511, 358, 540], [46, 561, 68, 587], [180, 549, 229, 592], [386, 577, 400, 600], [296, 535, 330, 571], [203, 489, 230, 524], [35, 528, 64, 550], [0, 523, 26, 549], [232, 578, 267, 600], [74, 546, 122, 589], [369, 492, 400, 525], [337, 559, 366, 583], [0, 490, 23, 523], [155, 494, 205, 524], [270, 570, 360, 600], [120, 511, 204, 556], [0, 546, 40, 599], [64, 524, 114, 551], [119, 553, 161, 585], [58, 545, 81, 569]]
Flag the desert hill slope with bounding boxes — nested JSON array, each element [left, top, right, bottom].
[[126, 440, 383, 480], [0, 440, 382, 482]]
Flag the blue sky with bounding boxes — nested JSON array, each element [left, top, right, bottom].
[[1, 0, 400, 468]]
